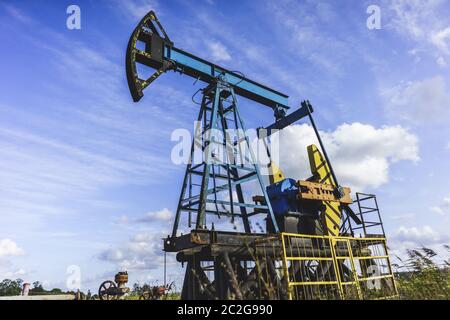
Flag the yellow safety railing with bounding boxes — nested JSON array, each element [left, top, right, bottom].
[[280, 233, 398, 300]]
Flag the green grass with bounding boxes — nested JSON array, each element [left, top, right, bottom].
[[124, 292, 181, 300], [393, 246, 450, 300]]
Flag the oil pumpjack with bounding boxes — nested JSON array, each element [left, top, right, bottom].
[[125, 11, 398, 300]]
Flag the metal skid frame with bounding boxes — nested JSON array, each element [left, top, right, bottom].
[[164, 228, 398, 300], [173, 230, 287, 300]]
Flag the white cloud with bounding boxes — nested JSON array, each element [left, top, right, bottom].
[[99, 232, 167, 270], [392, 225, 449, 246], [429, 196, 450, 216], [207, 41, 231, 62], [443, 197, 450, 207], [0, 268, 26, 280], [116, 208, 173, 225], [137, 208, 173, 222], [390, 213, 416, 220], [430, 206, 444, 215], [382, 76, 450, 123], [0, 239, 25, 257], [436, 56, 448, 67], [273, 122, 419, 191], [389, 225, 450, 266], [430, 26, 450, 55]]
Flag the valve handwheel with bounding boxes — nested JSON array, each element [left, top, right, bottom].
[[98, 280, 117, 300]]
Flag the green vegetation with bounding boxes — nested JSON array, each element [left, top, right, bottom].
[[126, 282, 180, 300], [394, 245, 450, 300], [1, 246, 448, 300], [0, 279, 23, 296], [0, 279, 71, 297], [130, 282, 151, 297]]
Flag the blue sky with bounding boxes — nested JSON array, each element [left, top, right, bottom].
[[0, 0, 449, 292]]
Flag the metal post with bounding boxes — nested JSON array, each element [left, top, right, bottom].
[[171, 98, 206, 238], [164, 251, 167, 287], [304, 100, 341, 193], [196, 82, 221, 229], [232, 88, 280, 233]]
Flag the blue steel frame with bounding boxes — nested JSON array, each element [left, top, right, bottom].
[[126, 11, 282, 236], [166, 47, 289, 109], [171, 76, 279, 238]]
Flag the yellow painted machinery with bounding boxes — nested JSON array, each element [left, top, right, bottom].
[[258, 101, 398, 300], [262, 145, 398, 300], [262, 144, 353, 238]]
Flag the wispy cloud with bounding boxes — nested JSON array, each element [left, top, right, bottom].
[[387, 0, 450, 66], [430, 26, 450, 55], [110, 0, 159, 21], [0, 124, 173, 223], [266, 1, 351, 77], [390, 213, 416, 220], [0, 4, 192, 260], [381, 76, 450, 124], [2, 4, 33, 25], [207, 40, 231, 62], [429, 196, 450, 217]]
